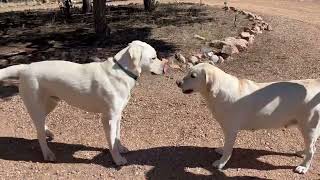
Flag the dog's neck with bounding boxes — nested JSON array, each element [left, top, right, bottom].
[[113, 58, 139, 80], [202, 71, 241, 105], [117, 55, 141, 78], [100, 58, 138, 91]]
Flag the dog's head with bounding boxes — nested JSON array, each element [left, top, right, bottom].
[[114, 40, 167, 76], [176, 63, 217, 94]]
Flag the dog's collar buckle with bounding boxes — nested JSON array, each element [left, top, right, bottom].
[[113, 59, 138, 81]]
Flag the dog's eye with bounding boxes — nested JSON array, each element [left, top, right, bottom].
[[152, 57, 156, 60], [191, 73, 197, 78]]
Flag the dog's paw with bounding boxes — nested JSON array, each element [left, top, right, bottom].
[[214, 147, 223, 155], [212, 159, 226, 170], [294, 165, 309, 174], [43, 150, 56, 162], [118, 144, 130, 154], [114, 156, 127, 166]]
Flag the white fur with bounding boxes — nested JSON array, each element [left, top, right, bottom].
[[0, 40, 166, 166], [177, 63, 320, 174]]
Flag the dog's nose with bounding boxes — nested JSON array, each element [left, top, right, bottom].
[[176, 80, 183, 87]]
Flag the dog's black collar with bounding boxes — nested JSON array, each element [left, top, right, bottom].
[[113, 58, 138, 81]]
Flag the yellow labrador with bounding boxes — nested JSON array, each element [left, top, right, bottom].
[[176, 63, 320, 174], [0, 40, 167, 166]]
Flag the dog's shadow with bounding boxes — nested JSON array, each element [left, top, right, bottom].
[[0, 137, 296, 179]]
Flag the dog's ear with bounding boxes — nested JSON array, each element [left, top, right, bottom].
[[205, 68, 218, 97], [114, 46, 129, 61], [128, 44, 142, 75]]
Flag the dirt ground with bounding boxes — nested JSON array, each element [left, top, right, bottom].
[[1, 0, 320, 179]]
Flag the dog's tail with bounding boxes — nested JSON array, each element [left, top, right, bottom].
[[0, 64, 28, 80]]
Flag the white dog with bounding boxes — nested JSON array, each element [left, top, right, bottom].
[[0, 40, 167, 166], [176, 63, 320, 174]]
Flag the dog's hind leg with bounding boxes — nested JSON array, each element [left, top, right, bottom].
[[20, 80, 56, 162], [44, 97, 58, 141], [295, 112, 320, 174]]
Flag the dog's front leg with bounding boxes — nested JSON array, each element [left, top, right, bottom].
[[116, 118, 129, 154], [212, 129, 237, 169], [102, 113, 127, 166]]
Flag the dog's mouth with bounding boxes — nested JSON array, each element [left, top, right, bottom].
[[151, 63, 169, 75], [182, 89, 194, 94]]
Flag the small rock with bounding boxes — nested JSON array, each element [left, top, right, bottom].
[[222, 6, 230, 10], [206, 51, 215, 57], [261, 24, 268, 30], [248, 36, 255, 44], [247, 12, 255, 19], [252, 26, 262, 34], [187, 62, 193, 68], [209, 55, 219, 63], [194, 53, 204, 59], [169, 63, 181, 69], [194, 34, 206, 40], [175, 53, 186, 63], [266, 24, 273, 31], [224, 37, 248, 51], [221, 44, 239, 56], [241, 10, 249, 16], [255, 15, 263, 21], [240, 32, 251, 39], [8, 55, 26, 63], [249, 17, 254, 21], [244, 27, 256, 34], [0, 59, 9, 66], [234, 39, 248, 51], [230, 6, 237, 11], [218, 56, 225, 63], [188, 56, 199, 65], [49, 40, 63, 48], [209, 40, 227, 49]]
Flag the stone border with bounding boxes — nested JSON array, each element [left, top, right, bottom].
[[169, 6, 272, 69]]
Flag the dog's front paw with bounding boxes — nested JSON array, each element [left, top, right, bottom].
[[118, 144, 130, 154], [212, 159, 226, 169], [214, 147, 223, 155], [295, 165, 309, 174], [114, 156, 127, 166], [43, 150, 56, 162]]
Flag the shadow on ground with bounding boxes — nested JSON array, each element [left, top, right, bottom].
[[0, 137, 295, 179], [0, 79, 19, 99], [0, 3, 218, 67]]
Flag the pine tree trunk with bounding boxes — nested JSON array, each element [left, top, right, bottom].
[[144, 0, 158, 12], [63, 0, 71, 19], [93, 0, 110, 38], [82, 0, 91, 14]]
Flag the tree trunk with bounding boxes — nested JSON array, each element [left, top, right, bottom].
[[143, 0, 158, 12], [82, 0, 91, 14], [63, 0, 72, 19], [93, 0, 110, 38]]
